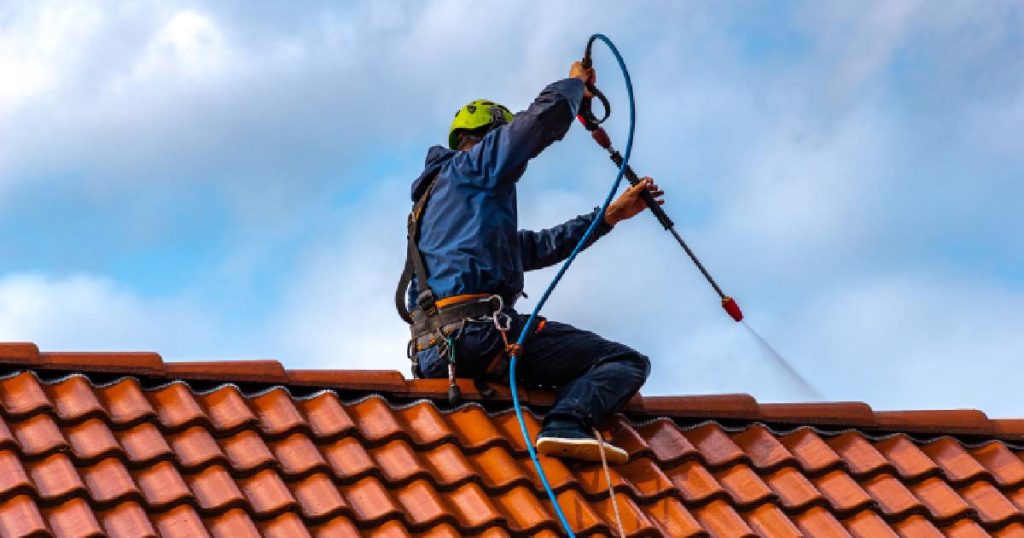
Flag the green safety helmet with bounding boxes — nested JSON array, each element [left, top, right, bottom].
[[448, 99, 514, 149]]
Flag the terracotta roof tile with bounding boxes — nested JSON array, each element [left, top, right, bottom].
[[744, 502, 803, 537], [187, 465, 245, 512], [97, 378, 156, 425], [65, 417, 120, 461], [26, 452, 86, 501], [205, 507, 262, 537], [134, 460, 192, 507], [80, 457, 140, 504], [2, 343, 1024, 536], [96, 501, 157, 537], [0, 494, 49, 537], [151, 504, 207, 537], [634, 418, 696, 463], [43, 496, 104, 538], [115, 421, 172, 464], [12, 413, 68, 456], [259, 511, 313, 538], [199, 385, 257, 432], [843, 509, 898, 537]]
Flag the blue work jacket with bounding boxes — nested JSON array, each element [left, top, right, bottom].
[[407, 77, 613, 310]]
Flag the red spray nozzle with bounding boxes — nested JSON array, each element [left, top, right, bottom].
[[722, 296, 743, 322]]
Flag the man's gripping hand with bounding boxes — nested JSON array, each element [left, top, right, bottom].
[[604, 177, 665, 227], [569, 61, 595, 98]]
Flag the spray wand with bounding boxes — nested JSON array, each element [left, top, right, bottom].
[[578, 37, 743, 322]]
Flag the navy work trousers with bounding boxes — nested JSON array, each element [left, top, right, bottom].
[[417, 309, 651, 427]]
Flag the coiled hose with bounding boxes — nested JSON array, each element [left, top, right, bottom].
[[507, 33, 635, 537]]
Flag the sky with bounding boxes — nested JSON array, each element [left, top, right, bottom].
[[1, 1, 1022, 415]]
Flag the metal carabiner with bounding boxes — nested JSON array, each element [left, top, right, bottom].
[[493, 311, 511, 333]]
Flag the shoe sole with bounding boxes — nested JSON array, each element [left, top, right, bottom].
[[536, 437, 629, 465]]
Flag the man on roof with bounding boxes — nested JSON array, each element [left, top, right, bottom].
[[397, 61, 662, 464]]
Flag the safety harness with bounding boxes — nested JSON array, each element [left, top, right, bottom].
[[395, 173, 516, 404]]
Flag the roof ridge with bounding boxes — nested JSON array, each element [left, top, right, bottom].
[[2, 342, 1021, 441]]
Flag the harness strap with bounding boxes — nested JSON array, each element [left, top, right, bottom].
[[395, 173, 440, 324]]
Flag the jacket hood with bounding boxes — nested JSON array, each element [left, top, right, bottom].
[[411, 145, 456, 201]]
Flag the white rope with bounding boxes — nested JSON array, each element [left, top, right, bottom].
[[594, 427, 625, 537]]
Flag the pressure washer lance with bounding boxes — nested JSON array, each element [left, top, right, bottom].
[[578, 39, 743, 322]]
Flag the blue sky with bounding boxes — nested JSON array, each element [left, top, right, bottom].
[[2, 1, 1022, 415]]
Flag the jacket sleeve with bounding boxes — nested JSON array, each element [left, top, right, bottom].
[[453, 78, 585, 188], [518, 206, 614, 271]]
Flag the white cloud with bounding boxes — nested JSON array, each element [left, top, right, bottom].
[[0, 273, 216, 354]]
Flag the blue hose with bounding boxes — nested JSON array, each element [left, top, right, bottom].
[[508, 33, 635, 537]]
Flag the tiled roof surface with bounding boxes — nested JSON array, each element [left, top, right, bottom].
[[1, 342, 1024, 537]]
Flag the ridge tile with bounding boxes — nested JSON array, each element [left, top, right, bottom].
[[641, 393, 760, 419], [165, 360, 287, 384], [40, 352, 163, 376], [0, 343, 40, 363], [287, 369, 407, 392], [760, 402, 875, 427]]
